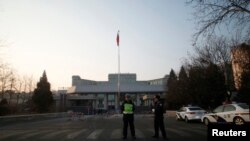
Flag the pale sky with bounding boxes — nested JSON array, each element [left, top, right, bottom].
[[0, 0, 195, 90]]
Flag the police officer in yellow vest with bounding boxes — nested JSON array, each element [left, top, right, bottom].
[[121, 95, 136, 140]]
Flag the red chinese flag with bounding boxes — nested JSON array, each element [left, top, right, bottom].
[[116, 31, 119, 46]]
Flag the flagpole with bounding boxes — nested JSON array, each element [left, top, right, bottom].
[[117, 30, 120, 113], [118, 40, 120, 113]]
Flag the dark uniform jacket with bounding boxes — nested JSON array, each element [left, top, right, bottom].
[[154, 101, 164, 118]]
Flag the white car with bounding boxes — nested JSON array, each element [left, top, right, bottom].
[[201, 103, 250, 125], [176, 106, 207, 123]]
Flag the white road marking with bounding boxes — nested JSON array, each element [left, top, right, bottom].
[[67, 129, 87, 139], [0, 130, 34, 139], [110, 129, 122, 139], [18, 130, 52, 139], [40, 130, 70, 139], [86, 129, 103, 139]]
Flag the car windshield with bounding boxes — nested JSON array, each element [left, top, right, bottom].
[[213, 105, 224, 113], [188, 107, 202, 111], [237, 103, 249, 109]]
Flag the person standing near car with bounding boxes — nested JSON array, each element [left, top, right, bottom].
[[152, 95, 168, 140], [121, 95, 136, 140]]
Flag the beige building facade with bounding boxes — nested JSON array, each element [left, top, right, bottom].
[[55, 73, 168, 114]]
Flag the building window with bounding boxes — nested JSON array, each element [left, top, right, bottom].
[[97, 94, 105, 99], [98, 99, 104, 108], [97, 94, 104, 108], [108, 94, 115, 110], [108, 94, 115, 101]]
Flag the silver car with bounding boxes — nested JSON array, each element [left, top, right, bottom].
[[201, 103, 250, 125], [176, 106, 207, 123]]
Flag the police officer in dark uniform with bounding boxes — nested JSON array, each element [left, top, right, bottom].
[[121, 95, 136, 140], [152, 95, 168, 140]]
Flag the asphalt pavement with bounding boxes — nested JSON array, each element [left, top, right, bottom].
[[0, 114, 207, 141]]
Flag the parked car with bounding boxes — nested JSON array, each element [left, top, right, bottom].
[[201, 103, 250, 125], [176, 106, 207, 123]]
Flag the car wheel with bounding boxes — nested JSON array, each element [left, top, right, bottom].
[[176, 115, 180, 121], [185, 116, 189, 123], [234, 117, 245, 125], [204, 118, 210, 126]]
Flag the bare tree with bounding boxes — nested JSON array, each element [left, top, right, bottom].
[[8, 74, 16, 104], [186, 36, 236, 98], [0, 63, 14, 99], [27, 75, 35, 99], [14, 76, 23, 106], [193, 36, 232, 66], [20, 75, 30, 105], [13, 75, 35, 108], [187, 0, 250, 44]]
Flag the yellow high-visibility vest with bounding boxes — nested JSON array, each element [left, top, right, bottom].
[[123, 103, 133, 114]]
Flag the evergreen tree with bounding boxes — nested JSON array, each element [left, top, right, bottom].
[[167, 69, 177, 88], [177, 66, 191, 106], [188, 64, 226, 109], [32, 71, 53, 113], [166, 69, 178, 109], [188, 66, 206, 107], [204, 64, 226, 109], [179, 66, 188, 81]]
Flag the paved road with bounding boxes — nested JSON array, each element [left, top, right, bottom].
[[0, 115, 207, 141]]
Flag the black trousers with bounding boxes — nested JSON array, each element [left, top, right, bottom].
[[154, 116, 167, 138], [123, 114, 135, 137]]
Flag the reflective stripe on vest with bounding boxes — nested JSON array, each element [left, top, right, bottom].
[[123, 103, 133, 114]]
